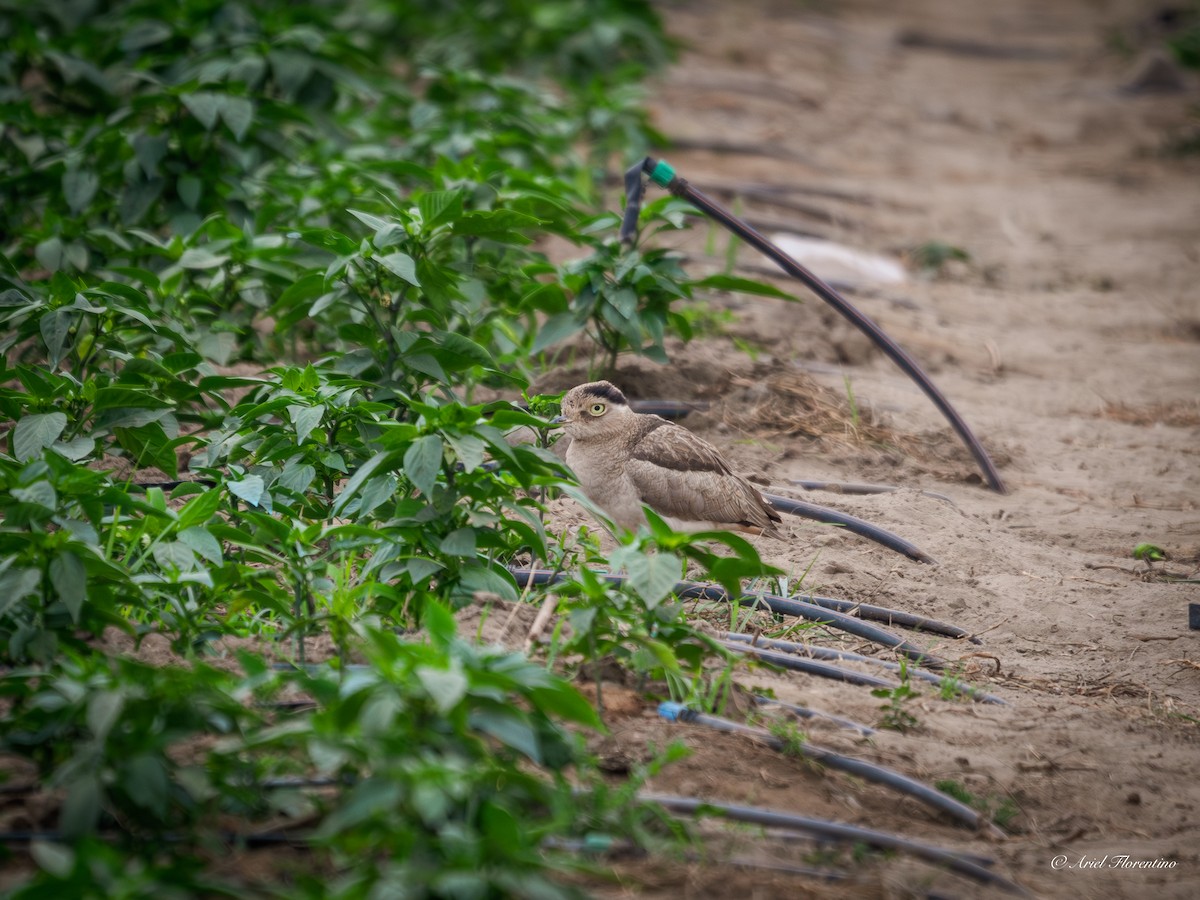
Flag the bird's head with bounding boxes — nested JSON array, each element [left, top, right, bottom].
[[551, 381, 632, 441]]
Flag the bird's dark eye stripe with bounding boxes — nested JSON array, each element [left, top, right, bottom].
[[588, 382, 628, 406]]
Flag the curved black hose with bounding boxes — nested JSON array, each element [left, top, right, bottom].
[[762, 492, 936, 564], [659, 703, 1006, 839], [719, 639, 902, 690], [787, 592, 980, 643], [624, 157, 1007, 495], [509, 568, 945, 667], [752, 696, 877, 736], [790, 478, 957, 506], [641, 794, 1029, 895], [727, 633, 1005, 705]]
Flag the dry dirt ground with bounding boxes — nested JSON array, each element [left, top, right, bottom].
[[547, 0, 1200, 897]]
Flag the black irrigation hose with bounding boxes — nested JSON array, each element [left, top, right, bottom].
[[510, 568, 947, 667], [761, 491, 936, 564], [694, 584, 948, 669], [752, 696, 877, 737], [719, 640, 901, 690], [790, 479, 957, 506], [641, 794, 1029, 895], [727, 633, 1005, 705], [620, 157, 1007, 495], [789, 593, 980, 644], [126, 478, 217, 492], [658, 703, 1006, 840]]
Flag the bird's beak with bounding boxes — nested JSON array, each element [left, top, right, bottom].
[[549, 415, 567, 426]]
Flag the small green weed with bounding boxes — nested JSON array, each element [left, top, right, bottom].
[[872, 657, 920, 732], [767, 717, 808, 758], [935, 779, 1020, 828], [909, 240, 971, 275]]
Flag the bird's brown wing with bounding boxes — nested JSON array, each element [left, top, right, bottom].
[[627, 418, 782, 532], [630, 417, 733, 474]]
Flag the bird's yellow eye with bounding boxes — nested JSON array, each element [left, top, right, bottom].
[[589, 402, 607, 416]]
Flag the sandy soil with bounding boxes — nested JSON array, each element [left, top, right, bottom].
[[553, 0, 1199, 896]]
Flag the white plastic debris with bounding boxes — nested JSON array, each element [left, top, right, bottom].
[[770, 234, 908, 286]]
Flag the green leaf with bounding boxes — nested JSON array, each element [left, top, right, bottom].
[[177, 175, 202, 209], [316, 779, 401, 838], [469, 708, 541, 762], [178, 527, 223, 565], [13, 412, 68, 461], [12, 481, 57, 510], [181, 91, 221, 130], [119, 177, 165, 225], [49, 550, 86, 620], [132, 132, 168, 178], [377, 251, 421, 286], [120, 20, 171, 51], [357, 473, 397, 516], [92, 386, 173, 411], [112, 422, 179, 478], [55, 434, 94, 463], [278, 463, 316, 494], [453, 209, 542, 237], [430, 331, 494, 369], [177, 247, 230, 269], [30, 840, 75, 878], [608, 286, 638, 318], [331, 451, 394, 517], [416, 662, 468, 715], [87, 689, 125, 741], [404, 434, 443, 497], [218, 95, 255, 141], [348, 208, 390, 232], [690, 273, 800, 302], [289, 404, 324, 444], [422, 596, 457, 646], [228, 474, 266, 507], [198, 331, 237, 365], [60, 775, 101, 838], [176, 489, 223, 530], [0, 567, 41, 619], [124, 754, 170, 817], [418, 190, 464, 230], [458, 565, 519, 603], [63, 169, 99, 214], [39, 308, 74, 366], [268, 49, 314, 98], [152, 540, 197, 572], [372, 223, 409, 249], [404, 557, 444, 584], [624, 550, 682, 609], [35, 236, 63, 272], [439, 528, 477, 557], [480, 802, 522, 855], [530, 312, 583, 354], [445, 432, 486, 473], [529, 684, 602, 729]]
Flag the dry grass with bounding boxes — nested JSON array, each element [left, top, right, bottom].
[[1100, 401, 1200, 429], [720, 370, 904, 448], [715, 369, 1011, 481]]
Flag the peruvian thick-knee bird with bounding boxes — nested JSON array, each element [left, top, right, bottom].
[[551, 381, 783, 537]]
